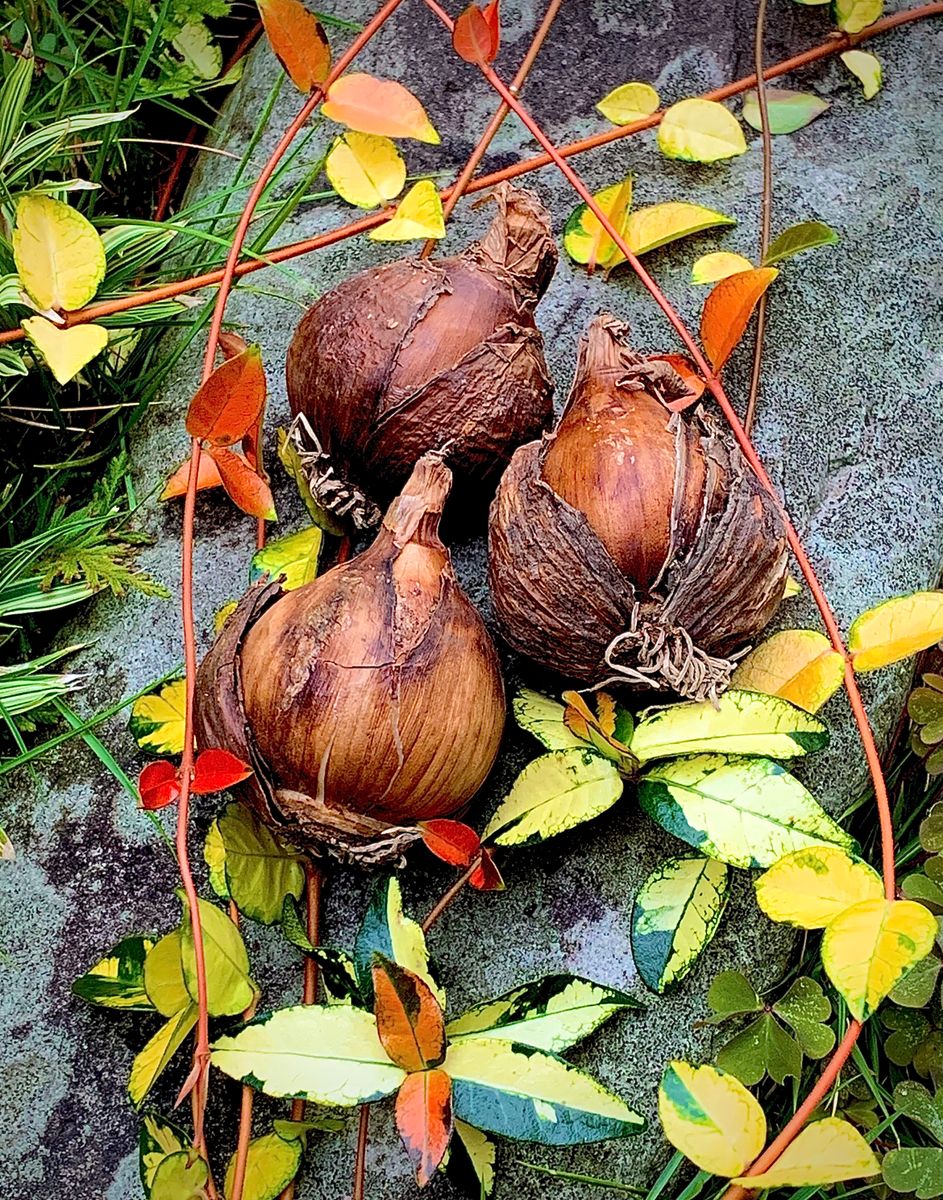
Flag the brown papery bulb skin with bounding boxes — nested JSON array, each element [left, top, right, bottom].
[[285, 182, 556, 531], [237, 456, 506, 824]]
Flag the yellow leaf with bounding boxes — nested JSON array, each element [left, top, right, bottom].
[[835, 0, 883, 34], [368, 180, 444, 242], [730, 1117, 880, 1188], [659, 1061, 766, 1177], [755, 846, 884, 930], [821, 898, 937, 1020], [214, 600, 238, 635], [784, 573, 802, 598], [13, 194, 106, 311], [609, 202, 734, 269], [22, 316, 108, 385], [595, 82, 660, 126], [325, 131, 406, 209], [250, 525, 323, 591], [143, 930, 190, 1017], [657, 98, 747, 163], [731, 629, 845, 713], [841, 50, 883, 99], [129, 678, 187, 756], [128, 1004, 198, 1107], [849, 592, 943, 672], [691, 251, 754, 285], [323, 73, 440, 144], [562, 178, 632, 271]]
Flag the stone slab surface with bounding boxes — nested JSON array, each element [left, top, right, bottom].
[[2, 1, 942, 1196]]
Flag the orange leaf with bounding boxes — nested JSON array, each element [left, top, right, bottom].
[[190, 748, 253, 795], [647, 353, 706, 411], [185, 344, 266, 447], [418, 820, 481, 867], [372, 955, 446, 1073], [453, 3, 499, 66], [209, 446, 277, 521], [257, 0, 331, 92], [395, 1068, 453, 1187], [322, 74, 440, 144], [470, 847, 505, 892], [160, 452, 223, 501], [700, 267, 779, 370], [483, 0, 500, 44]]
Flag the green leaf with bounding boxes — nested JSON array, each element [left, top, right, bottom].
[[211, 1004, 405, 1105], [742, 89, 829, 134], [883, 1008, 932, 1066], [249, 525, 323, 592], [223, 1129, 303, 1200], [180, 895, 256, 1017], [447, 975, 638, 1053], [281, 895, 361, 1005], [883, 1149, 943, 1199], [512, 689, 584, 752], [773, 977, 835, 1058], [923, 804, 943, 853], [353, 876, 441, 1007], [706, 970, 762, 1021], [483, 748, 623, 847], [841, 49, 883, 99], [891, 955, 943, 1008], [446, 1119, 497, 1198], [139, 1111, 189, 1193], [444, 1037, 644, 1145], [762, 220, 840, 266], [150, 1149, 209, 1200], [630, 690, 827, 764], [893, 1080, 943, 1145], [143, 930, 190, 1018], [204, 818, 230, 900], [637, 754, 854, 868], [904, 872, 943, 912], [73, 934, 156, 1010], [128, 1004, 198, 1108], [216, 802, 304, 925], [632, 856, 730, 993], [715, 1012, 803, 1086], [835, 0, 883, 34]]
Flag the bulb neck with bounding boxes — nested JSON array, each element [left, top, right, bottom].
[[466, 183, 557, 305], [380, 453, 452, 549]]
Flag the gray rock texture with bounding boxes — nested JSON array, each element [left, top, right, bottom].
[[2, 1, 942, 1196]]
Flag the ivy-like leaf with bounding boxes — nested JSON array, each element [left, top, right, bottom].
[[129, 677, 186, 756], [742, 88, 829, 134], [701, 267, 779, 370], [446, 1119, 496, 1198], [149, 1149, 209, 1200], [731, 629, 845, 713], [222, 1128, 304, 1200], [755, 845, 883, 930], [186, 344, 266, 447], [249, 525, 323, 591], [323, 73, 440, 143], [139, 1110, 188, 1193], [657, 99, 746, 162]]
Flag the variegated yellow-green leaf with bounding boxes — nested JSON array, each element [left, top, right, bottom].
[[835, 0, 883, 34], [249, 525, 322, 592], [212, 1004, 406, 1104], [608, 202, 735, 268], [72, 934, 156, 1011], [691, 251, 753, 284], [730, 1117, 880, 1187], [657, 99, 746, 163], [562, 690, 635, 768], [143, 929, 190, 1018], [444, 1037, 644, 1144], [447, 1120, 496, 1199], [281, 896, 362, 1006], [354, 875, 442, 1005], [483, 748, 623, 847], [22, 316, 108, 384], [658, 1061, 766, 1176], [849, 592, 943, 673], [632, 856, 730, 993], [172, 21, 222, 79], [562, 178, 632, 269], [180, 895, 256, 1017], [447, 975, 638, 1053], [204, 818, 230, 900], [755, 846, 883, 930], [223, 1129, 303, 1200], [595, 81, 660, 125], [13, 193, 106, 311], [368, 179, 444, 242], [216, 802, 304, 925], [128, 1004, 198, 1107], [150, 1148, 209, 1200], [631, 689, 827, 763], [139, 1110, 188, 1191], [742, 88, 829, 134], [512, 688, 584, 752], [821, 898, 937, 1020], [129, 677, 186, 755], [638, 754, 854, 869], [841, 50, 883, 99], [731, 629, 845, 713], [325, 130, 406, 209]]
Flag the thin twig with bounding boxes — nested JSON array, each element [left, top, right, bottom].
[[421, 860, 480, 933], [745, 0, 773, 434], [352, 1104, 370, 1200]]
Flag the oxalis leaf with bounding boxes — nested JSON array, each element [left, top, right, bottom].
[[884, 1148, 943, 1199], [637, 754, 854, 868], [892, 1079, 943, 1144], [715, 1011, 802, 1086], [632, 855, 730, 993]]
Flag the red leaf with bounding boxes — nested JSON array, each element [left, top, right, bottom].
[[190, 748, 253, 796], [417, 820, 481, 867], [482, 0, 500, 45], [395, 1068, 453, 1187], [257, 0, 332, 93], [208, 446, 277, 521], [700, 267, 779, 371], [218, 331, 249, 360], [159, 451, 224, 501], [373, 955, 446, 1073], [185, 344, 266, 447], [470, 847, 504, 892], [453, 3, 499, 66], [139, 760, 180, 810]]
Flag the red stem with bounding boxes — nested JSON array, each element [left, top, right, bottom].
[[421, 860, 480, 933], [352, 1104, 370, 1200], [227, 902, 258, 1200]]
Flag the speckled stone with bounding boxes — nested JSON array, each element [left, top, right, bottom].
[[2, 1, 942, 1196]]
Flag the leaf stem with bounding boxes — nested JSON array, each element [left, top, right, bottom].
[[745, 0, 773, 435], [421, 859, 480, 933], [227, 903, 259, 1200], [352, 1103, 370, 1200]]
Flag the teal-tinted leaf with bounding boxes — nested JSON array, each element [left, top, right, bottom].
[[715, 1012, 803, 1086], [883, 1148, 943, 1199], [891, 955, 943, 1009], [73, 934, 156, 1011], [630, 690, 827, 764], [483, 748, 623, 847], [772, 977, 835, 1059], [706, 970, 762, 1022], [883, 1008, 932, 1066], [512, 688, 584, 752], [139, 1110, 189, 1193], [632, 856, 730, 993], [445, 1119, 497, 1198], [637, 754, 854, 868], [447, 975, 638, 1053], [742, 88, 829, 134], [353, 875, 441, 1007], [217, 802, 304, 925], [762, 220, 839, 266], [281, 895, 361, 1005]]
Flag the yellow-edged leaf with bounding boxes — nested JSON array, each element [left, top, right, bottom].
[[595, 82, 660, 126], [323, 73, 440, 143], [368, 180, 444, 243], [128, 1004, 198, 1107], [562, 178, 633, 270], [821, 898, 937, 1020], [841, 50, 883, 99], [731, 629, 846, 713], [835, 0, 883, 34], [755, 846, 883, 930], [730, 1117, 880, 1187], [22, 316, 108, 385], [325, 131, 406, 209], [13, 193, 106, 311], [657, 98, 746, 163], [658, 1061, 766, 1177], [849, 592, 943, 672], [214, 600, 238, 635], [701, 266, 779, 369], [128, 678, 186, 756], [691, 251, 754, 284]]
